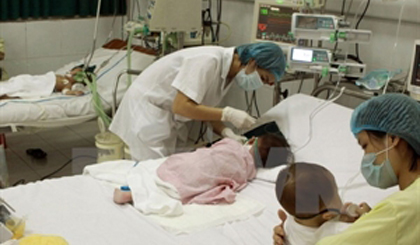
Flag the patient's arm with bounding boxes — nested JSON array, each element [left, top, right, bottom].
[[0, 94, 20, 100], [63, 90, 84, 96]]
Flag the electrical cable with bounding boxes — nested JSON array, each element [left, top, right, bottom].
[[217, 22, 232, 44], [298, 75, 305, 93], [293, 86, 346, 154], [245, 91, 253, 114], [341, 0, 347, 16], [354, 0, 371, 64], [40, 155, 97, 181], [215, 0, 222, 43], [85, 0, 103, 70], [345, 0, 354, 21], [194, 122, 207, 144], [340, 171, 361, 200], [130, 0, 136, 21], [252, 91, 261, 118], [126, 30, 135, 86], [135, 0, 141, 17], [383, 0, 407, 95]]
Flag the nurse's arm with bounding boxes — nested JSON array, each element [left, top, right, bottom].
[[209, 121, 226, 135], [172, 91, 223, 121]]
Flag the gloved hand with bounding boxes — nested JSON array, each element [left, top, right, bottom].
[[221, 107, 256, 129], [221, 127, 248, 143]]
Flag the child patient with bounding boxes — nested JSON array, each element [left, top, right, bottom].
[[0, 65, 90, 100], [114, 133, 294, 205], [276, 162, 360, 245]]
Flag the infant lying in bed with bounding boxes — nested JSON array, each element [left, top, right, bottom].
[[275, 162, 369, 245], [0, 65, 92, 100], [114, 134, 294, 205]]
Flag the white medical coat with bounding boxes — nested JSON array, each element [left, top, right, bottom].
[[110, 46, 235, 161]]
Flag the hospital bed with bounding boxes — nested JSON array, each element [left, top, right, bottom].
[[0, 94, 398, 244], [0, 39, 156, 131]]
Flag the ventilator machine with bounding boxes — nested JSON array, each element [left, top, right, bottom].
[[408, 40, 420, 101]]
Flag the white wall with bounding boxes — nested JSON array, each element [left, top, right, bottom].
[[218, 0, 420, 112], [0, 16, 125, 77]]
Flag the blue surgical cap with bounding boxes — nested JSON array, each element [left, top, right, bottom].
[[236, 43, 286, 82], [351, 93, 420, 155]]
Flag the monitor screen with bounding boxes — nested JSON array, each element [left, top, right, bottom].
[[255, 4, 296, 44], [411, 44, 420, 86], [292, 48, 313, 62]]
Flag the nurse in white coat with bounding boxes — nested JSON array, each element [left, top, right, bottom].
[[110, 43, 286, 161]]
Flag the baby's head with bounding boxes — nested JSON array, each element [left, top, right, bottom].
[[245, 134, 293, 168], [275, 162, 342, 226]]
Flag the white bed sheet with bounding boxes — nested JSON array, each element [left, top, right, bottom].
[[0, 94, 399, 245], [0, 48, 155, 128]]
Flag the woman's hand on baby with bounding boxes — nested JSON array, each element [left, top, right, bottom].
[[273, 209, 287, 245], [339, 202, 371, 223]]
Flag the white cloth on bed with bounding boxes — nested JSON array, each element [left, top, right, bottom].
[[83, 159, 265, 234], [0, 72, 55, 99], [283, 217, 349, 245]]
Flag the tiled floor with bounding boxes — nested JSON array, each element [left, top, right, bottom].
[[3, 120, 100, 186]]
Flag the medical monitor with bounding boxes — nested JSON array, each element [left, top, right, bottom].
[[408, 40, 420, 101], [251, 1, 300, 53]]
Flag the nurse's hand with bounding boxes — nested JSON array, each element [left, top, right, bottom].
[[273, 209, 287, 245], [221, 107, 256, 129], [221, 128, 247, 143], [339, 202, 372, 223]]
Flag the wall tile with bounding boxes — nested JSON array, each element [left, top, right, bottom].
[[2, 59, 28, 77], [0, 22, 27, 60], [61, 18, 96, 56], [26, 20, 62, 58], [27, 57, 62, 75]]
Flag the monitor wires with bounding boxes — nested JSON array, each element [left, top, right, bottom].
[[293, 84, 346, 154]]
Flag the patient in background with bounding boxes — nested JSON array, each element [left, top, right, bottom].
[[0, 65, 91, 100], [276, 162, 364, 245], [114, 133, 294, 205]]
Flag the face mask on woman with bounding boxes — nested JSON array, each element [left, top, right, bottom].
[[361, 136, 398, 189], [235, 69, 263, 91]]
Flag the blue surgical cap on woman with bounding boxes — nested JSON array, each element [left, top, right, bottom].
[[351, 93, 420, 155], [236, 43, 286, 82]]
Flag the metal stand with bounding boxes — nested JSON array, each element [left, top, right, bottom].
[[112, 69, 143, 117]]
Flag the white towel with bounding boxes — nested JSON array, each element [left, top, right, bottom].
[[83, 159, 265, 234], [0, 72, 56, 99]]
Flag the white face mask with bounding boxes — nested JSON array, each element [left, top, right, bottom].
[[235, 69, 264, 91], [361, 137, 398, 189]]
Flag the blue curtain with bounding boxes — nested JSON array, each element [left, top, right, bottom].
[[0, 0, 126, 21]]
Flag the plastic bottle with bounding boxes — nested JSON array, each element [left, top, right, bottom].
[[345, 203, 359, 217]]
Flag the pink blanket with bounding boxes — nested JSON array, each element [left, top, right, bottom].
[[156, 138, 257, 205]]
